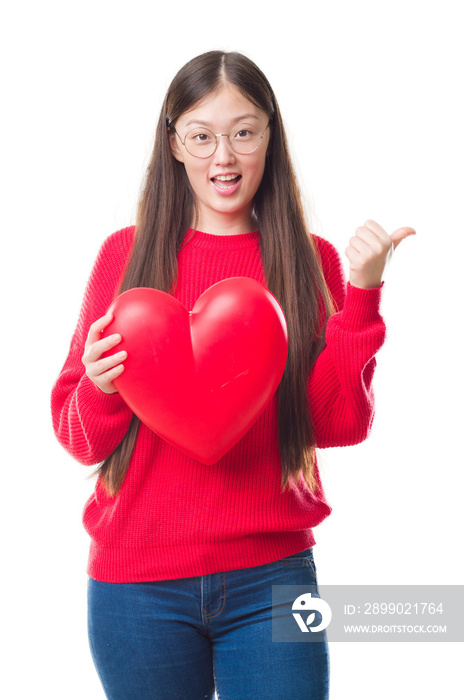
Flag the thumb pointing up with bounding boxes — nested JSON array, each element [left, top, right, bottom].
[[347, 220, 417, 289], [389, 226, 416, 251]]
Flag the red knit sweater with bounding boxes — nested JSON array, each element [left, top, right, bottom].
[[51, 226, 386, 583]]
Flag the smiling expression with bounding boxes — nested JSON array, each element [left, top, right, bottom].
[[169, 83, 271, 234]]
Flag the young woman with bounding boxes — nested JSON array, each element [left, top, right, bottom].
[[51, 50, 415, 700]]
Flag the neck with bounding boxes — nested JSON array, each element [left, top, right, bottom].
[[191, 208, 257, 236]]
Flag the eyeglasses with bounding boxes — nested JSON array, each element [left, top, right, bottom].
[[174, 121, 270, 159]]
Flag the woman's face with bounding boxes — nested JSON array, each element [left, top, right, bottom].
[[169, 83, 270, 233]]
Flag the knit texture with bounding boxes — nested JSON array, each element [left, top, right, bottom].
[[51, 226, 386, 582]]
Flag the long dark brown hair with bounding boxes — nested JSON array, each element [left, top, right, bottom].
[[89, 50, 337, 497]]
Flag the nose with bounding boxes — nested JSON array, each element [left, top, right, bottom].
[[214, 134, 236, 165]]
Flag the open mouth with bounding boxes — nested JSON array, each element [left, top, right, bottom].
[[211, 175, 242, 189]]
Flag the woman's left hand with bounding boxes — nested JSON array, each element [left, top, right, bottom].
[[346, 219, 416, 289]]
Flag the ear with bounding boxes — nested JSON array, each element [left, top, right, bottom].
[[168, 127, 185, 163]]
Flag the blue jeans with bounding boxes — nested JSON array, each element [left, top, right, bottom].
[[87, 547, 330, 699]]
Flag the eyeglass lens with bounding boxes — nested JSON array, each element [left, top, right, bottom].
[[184, 123, 263, 157]]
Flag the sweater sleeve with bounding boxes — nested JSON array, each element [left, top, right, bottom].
[[308, 235, 387, 448], [50, 228, 135, 465]]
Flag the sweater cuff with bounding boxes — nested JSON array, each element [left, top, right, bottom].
[[340, 281, 384, 328], [78, 373, 131, 416]]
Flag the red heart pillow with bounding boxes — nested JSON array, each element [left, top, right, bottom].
[[101, 277, 288, 463]]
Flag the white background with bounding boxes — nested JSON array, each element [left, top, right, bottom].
[[2, 0, 463, 698]]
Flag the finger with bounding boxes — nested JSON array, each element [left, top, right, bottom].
[[93, 350, 127, 377], [353, 228, 385, 253], [349, 234, 374, 256], [86, 312, 114, 346], [363, 220, 392, 245], [390, 227, 416, 250], [86, 333, 122, 363], [93, 363, 125, 394], [104, 364, 125, 382], [345, 245, 364, 267]]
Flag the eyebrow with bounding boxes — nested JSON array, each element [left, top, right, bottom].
[[183, 113, 260, 128]]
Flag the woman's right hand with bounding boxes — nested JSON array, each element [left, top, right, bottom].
[[82, 311, 127, 394]]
